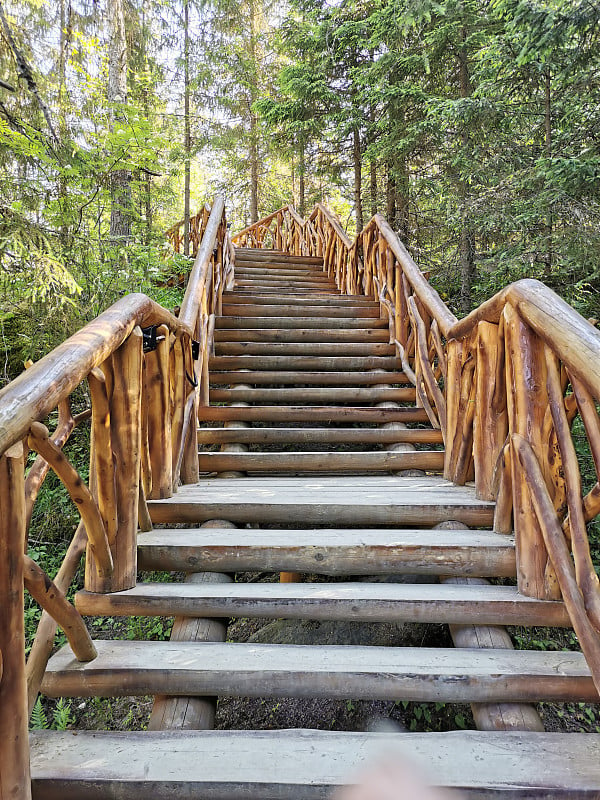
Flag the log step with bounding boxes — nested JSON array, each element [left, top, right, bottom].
[[208, 387, 415, 403], [147, 476, 494, 527], [236, 250, 324, 264], [234, 281, 338, 291], [29, 729, 600, 799], [197, 450, 444, 474], [220, 304, 380, 318], [216, 316, 388, 329], [198, 405, 430, 423], [213, 342, 395, 356], [75, 580, 568, 627], [137, 527, 513, 576], [214, 329, 391, 343], [233, 270, 332, 282], [41, 640, 596, 703], [209, 356, 401, 371], [196, 427, 442, 445], [209, 369, 407, 384], [222, 293, 376, 306]]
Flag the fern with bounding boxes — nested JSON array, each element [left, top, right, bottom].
[[52, 698, 74, 731], [30, 697, 48, 730]]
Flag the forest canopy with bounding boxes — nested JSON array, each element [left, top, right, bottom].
[[0, 0, 598, 375]]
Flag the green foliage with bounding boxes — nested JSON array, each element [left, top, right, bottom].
[[30, 697, 74, 731]]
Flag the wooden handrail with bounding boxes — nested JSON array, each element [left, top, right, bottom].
[[448, 278, 600, 399], [0, 294, 186, 456], [179, 196, 225, 331]]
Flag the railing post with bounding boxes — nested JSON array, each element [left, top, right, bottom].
[[473, 320, 508, 501], [145, 324, 173, 499], [0, 441, 32, 800], [86, 328, 143, 592], [504, 304, 560, 600]]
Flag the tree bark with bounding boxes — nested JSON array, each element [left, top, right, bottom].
[[183, 0, 191, 257], [353, 126, 363, 231], [458, 26, 474, 314], [108, 0, 132, 242]]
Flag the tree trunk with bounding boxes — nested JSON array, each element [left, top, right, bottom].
[[183, 0, 191, 257], [108, 0, 131, 242], [386, 167, 396, 226], [248, 0, 259, 223], [353, 126, 363, 231], [458, 27, 474, 314], [298, 139, 306, 218], [544, 69, 553, 272]]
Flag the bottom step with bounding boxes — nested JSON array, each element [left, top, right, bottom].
[[30, 729, 600, 798]]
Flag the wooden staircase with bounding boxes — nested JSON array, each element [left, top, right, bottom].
[[30, 247, 600, 797]]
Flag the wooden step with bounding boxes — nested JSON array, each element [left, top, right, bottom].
[[209, 356, 401, 371], [216, 316, 388, 329], [234, 281, 338, 291], [208, 387, 414, 404], [222, 293, 376, 306], [209, 370, 407, 384], [233, 269, 331, 282], [198, 450, 444, 474], [214, 329, 390, 343], [196, 427, 442, 446], [220, 304, 380, 318], [213, 342, 395, 357], [42, 640, 595, 703], [198, 405, 430, 423], [147, 476, 494, 527], [75, 580, 567, 627], [235, 250, 323, 264], [137, 527, 514, 576], [30, 729, 600, 799]]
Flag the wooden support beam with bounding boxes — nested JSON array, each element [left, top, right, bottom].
[[0, 442, 31, 800], [86, 329, 143, 593], [23, 556, 96, 663]]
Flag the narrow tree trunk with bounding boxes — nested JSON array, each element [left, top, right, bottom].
[[458, 28, 474, 314], [386, 166, 396, 226], [396, 158, 410, 244], [369, 106, 377, 217], [183, 0, 191, 257], [298, 139, 306, 217], [544, 69, 553, 272], [353, 126, 363, 231], [108, 0, 131, 242], [248, 0, 259, 223]]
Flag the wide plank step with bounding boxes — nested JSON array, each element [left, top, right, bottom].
[[29, 729, 600, 799], [209, 369, 407, 385], [198, 405, 430, 423], [208, 387, 415, 403], [208, 356, 401, 371], [75, 580, 567, 627], [214, 342, 396, 356], [216, 316, 388, 329], [196, 427, 441, 445], [198, 450, 443, 473], [214, 329, 390, 343], [137, 527, 513, 576], [221, 304, 379, 318], [42, 641, 595, 703]]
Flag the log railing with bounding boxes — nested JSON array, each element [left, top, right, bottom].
[[0, 196, 231, 800], [235, 203, 600, 693], [165, 205, 211, 256]]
